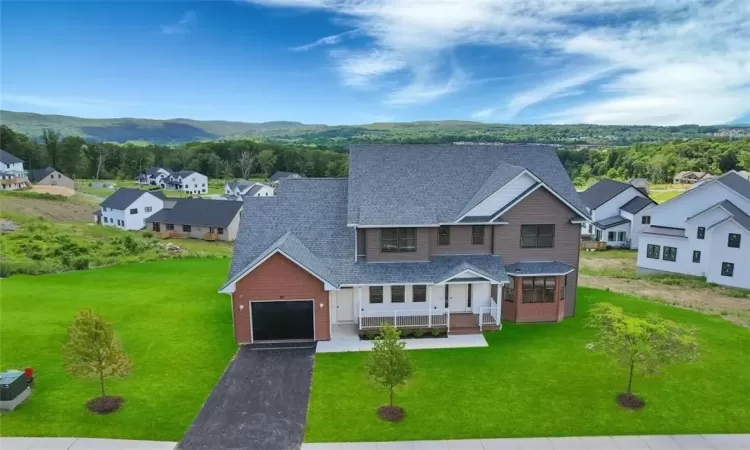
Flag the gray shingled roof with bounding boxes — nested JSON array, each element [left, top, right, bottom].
[[701, 200, 750, 233], [347, 144, 587, 226], [145, 167, 169, 177], [0, 149, 23, 165], [715, 171, 750, 200], [223, 178, 510, 289], [100, 188, 164, 210], [246, 185, 264, 196], [270, 171, 302, 182], [27, 167, 56, 182], [579, 179, 632, 210], [145, 198, 242, 228], [592, 215, 630, 229], [505, 261, 574, 276], [620, 196, 655, 214], [642, 226, 686, 237]]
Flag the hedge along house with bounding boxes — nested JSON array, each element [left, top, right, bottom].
[[220, 144, 590, 344], [145, 198, 243, 241]]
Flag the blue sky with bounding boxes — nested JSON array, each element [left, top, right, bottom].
[[1, 0, 749, 125]]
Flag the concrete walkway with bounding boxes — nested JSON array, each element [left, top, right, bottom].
[[0, 438, 176, 450], [301, 435, 750, 449], [316, 334, 488, 353]]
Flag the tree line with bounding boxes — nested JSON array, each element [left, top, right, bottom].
[[558, 139, 750, 186], [0, 125, 349, 180], [2, 125, 748, 185]]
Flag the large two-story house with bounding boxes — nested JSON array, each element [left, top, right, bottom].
[[219, 144, 589, 344], [579, 179, 656, 249], [0, 149, 30, 191], [98, 188, 168, 231], [636, 171, 750, 289], [136, 167, 208, 195]]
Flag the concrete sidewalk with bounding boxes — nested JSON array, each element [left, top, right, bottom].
[[0, 438, 176, 450], [301, 434, 750, 449], [316, 334, 488, 353]]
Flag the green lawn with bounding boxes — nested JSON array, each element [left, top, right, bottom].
[[649, 189, 684, 203], [0, 259, 236, 441], [305, 288, 750, 442], [77, 179, 231, 198]]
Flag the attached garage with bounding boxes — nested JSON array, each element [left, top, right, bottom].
[[250, 300, 314, 342]]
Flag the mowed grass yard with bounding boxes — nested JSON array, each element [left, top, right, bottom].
[[0, 259, 236, 441], [305, 288, 750, 442]]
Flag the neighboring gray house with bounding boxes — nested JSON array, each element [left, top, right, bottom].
[[220, 144, 590, 344], [145, 198, 243, 241], [269, 171, 303, 188], [28, 167, 75, 189]]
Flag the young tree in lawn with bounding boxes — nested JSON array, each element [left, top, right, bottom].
[[364, 323, 413, 422], [587, 303, 698, 409], [63, 309, 131, 413]]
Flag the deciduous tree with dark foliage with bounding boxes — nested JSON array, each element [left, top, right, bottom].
[[63, 309, 131, 414], [587, 303, 699, 409], [364, 323, 413, 422]]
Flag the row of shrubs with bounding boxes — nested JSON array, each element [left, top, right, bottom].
[[360, 327, 447, 340]]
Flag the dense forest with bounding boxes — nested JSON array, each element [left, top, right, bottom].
[[0, 125, 349, 180], [3, 110, 749, 146], [1, 125, 749, 185]]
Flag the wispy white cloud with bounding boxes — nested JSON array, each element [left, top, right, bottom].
[[291, 29, 359, 51], [160, 11, 197, 35], [471, 108, 495, 120], [0, 93, 138, 111], [247, 0, 750, 123]]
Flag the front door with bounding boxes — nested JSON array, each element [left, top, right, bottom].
[[336, 288, 353, 323], [448, 284, 470, 312]]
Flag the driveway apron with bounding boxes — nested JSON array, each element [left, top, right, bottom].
[[179, 344, 315, 450]]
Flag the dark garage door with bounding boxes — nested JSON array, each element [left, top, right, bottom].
[[251, 301, 314, 342]]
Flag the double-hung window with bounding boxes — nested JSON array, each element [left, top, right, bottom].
[[471, 226, 484, 245], [646, 244, 660, 259], [728, 233, 741, 248], [692, 250, 701, 263], [438, 226, 450, 245], [697, 227, 706, 239], [381, 228, 417, 252], [608, 231, 616, 241], [391, 286, 405, 303], [520, 225, 554, 248], [369, 286, 383, 303], [642, 216, 651, 225], [413, 285, 426, 303], [721, 262, 734, 277], [663, 246, 677, 262]]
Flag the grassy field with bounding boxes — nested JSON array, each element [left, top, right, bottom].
[[0, 259, 236, 441], [0, 212, 233, 276], [0, 191, 99, 222], [77, 179, 236, 198], [305, 288, 750, 442]]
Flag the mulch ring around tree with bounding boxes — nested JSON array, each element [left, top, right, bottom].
[[617, 393, 645, 410], [377, 405, 405, 422], [87, 395, 124, 414]]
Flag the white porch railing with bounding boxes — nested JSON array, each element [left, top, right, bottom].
[[359, 309, 450, 331], [479, 297, 501, 331]]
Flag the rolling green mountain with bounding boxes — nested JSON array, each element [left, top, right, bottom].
[[2, 109, 748, 146]]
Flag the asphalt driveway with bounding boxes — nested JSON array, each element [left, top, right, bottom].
[[178, 344, 316, 450]]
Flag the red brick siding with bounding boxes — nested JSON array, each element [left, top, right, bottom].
[[231, 253, 330, 343]]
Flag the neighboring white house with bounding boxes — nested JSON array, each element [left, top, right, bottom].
[[223, 181, 273, 201], [162, 170, 208, 195], [636, 171, 750, 289], [0, 149, 30, 191], [136, 167, 171, 186], [579, 179, 656, 249], [99, 188, 167, 231], [269, 171, 303, 188]]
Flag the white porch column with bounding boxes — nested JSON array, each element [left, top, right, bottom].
[[357, 287, 363, 330], [497, 283, 503, 326], [427, 285, 432, 327]]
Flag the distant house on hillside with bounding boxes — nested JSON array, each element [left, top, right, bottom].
[[224, 180, 273, 201], [28, 167, 75, 189], [136, 167, 208, 195], [673, 171, 715, 185], [136, 167, 171, 186], [98, 188, 167, 231], [145, 198, 243, 241], [579, 178, 656, 249], [0, 149, 29, 191], [269, 171, 303, 188]]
